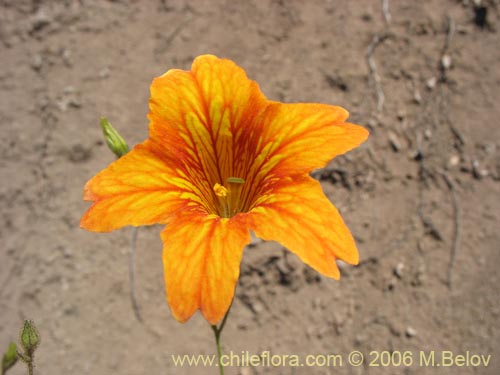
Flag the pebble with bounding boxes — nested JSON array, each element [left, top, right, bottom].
[[61, 48, 72, 66], [354, 334, 366, 345], [32, 9, 52, 31], [441, 54, 452, 70], [31, 54, 43, 71], [388, 131, 402, 152], [426, 77, 437, 90], [99, 67, 111, 79], [482, 142, 496, 155], [413, 90, 422, 104], [57, 87, 81, 111], [368, 118, 378, 128], [63, 86, 76, 95], [252, 301, 264, 314], [448, 155, 460, 167], [406, 327, 417, 338], [394, 262, 405, 278], [472, 160, 489, 179]]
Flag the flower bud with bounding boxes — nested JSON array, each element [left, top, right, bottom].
[[1, 342, 18, 374], [20, 321, 40, 356], [100, 117, 129, 158]]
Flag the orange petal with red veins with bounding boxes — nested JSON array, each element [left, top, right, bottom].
[[247, 175, 359, 279], [148, 55, 268, 190], [250, 103, 369, 179], [80, 141, 208, 232], [162, 213, 250, 324]]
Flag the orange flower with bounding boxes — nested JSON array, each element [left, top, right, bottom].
[[81, 55, 368, 324]]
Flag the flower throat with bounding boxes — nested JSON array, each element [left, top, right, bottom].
[[213, 177, 245, 218]]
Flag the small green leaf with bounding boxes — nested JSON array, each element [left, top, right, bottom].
[[2, 342, 18, 375]]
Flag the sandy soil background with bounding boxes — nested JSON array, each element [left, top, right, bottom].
[[1, 0, 499, 374]]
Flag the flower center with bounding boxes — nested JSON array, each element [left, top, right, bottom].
[[213, 177, 245, 218]]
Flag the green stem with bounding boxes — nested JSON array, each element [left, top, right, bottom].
[[210, 302, 233, 375], [17, 352, 34, 375], [211, 326, 224, 375], [27, 360, 33, 375]]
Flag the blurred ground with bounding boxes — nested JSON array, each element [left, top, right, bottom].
[[1, 0, 499, 374]]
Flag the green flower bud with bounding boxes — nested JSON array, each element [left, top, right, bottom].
[[1, 342, 18, 375], [100, 117, 129, 158], [20, 321, 40, 356]]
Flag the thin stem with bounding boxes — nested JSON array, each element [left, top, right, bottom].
[[129, 227, 142, 322], [211, 325, 224, 375], [210, 302, 233, 375], [218, 301, 232, 334], [17, 351, 34, 375], [27, 360, 33, 375]]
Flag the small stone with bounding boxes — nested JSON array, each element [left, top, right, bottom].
[[368, 118, 378, 128], [426, 77, 437, 90], [413, 90, 422, 104], [424, 128, 432, 139], [32, 54, 43, 71], [397, 109, 406, 121], [63, 86, 76, 94], [441, 54, 452, 70], [482, 142, 496, 155], [63, 247, 72, 258], [252, 301, 264, 314], [388, 131, 402, 152], [394, 262, 405, 278], [32, 10, 51, 31], [448, 155, 460, 167], [354, 334, 367, 345], [472, 160, 489, 179], [62, 48, 72, 66], [406, 327, 417, 338], [411, 264, 426, 286], [99, 67, 111, 79]]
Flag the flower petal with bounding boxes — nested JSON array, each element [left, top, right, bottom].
[[251, 103, 369, 178], [162, 213, 250, 324], [246, 175, 359, 279], [148, 55, 268, 191], [80, 141, 209, 232]]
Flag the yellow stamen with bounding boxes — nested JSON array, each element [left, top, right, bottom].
[[213, 178, 245, 218], [213, 183, 228, 197]]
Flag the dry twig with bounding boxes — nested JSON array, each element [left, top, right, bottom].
[[439, 171, 462, 289], [366, 33, 391, 112], [442, 15, 456, 55], [439, 16, 456, 79], [382, 0, 391, 24]]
